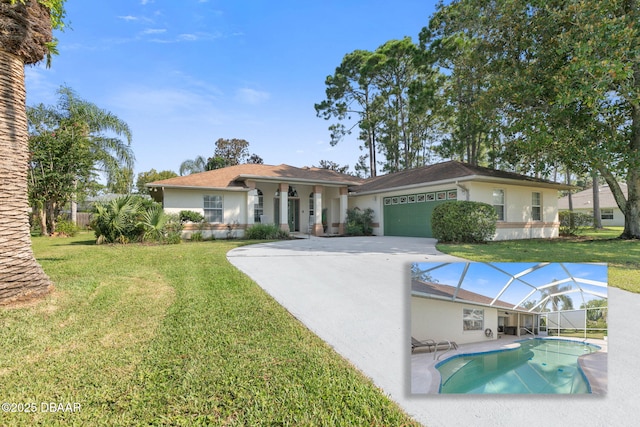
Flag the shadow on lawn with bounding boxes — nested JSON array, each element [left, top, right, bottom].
[[51, 238, 96, 246]]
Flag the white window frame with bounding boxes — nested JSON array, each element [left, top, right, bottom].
[[532, 192, 542, 221], [463, 308, 484, 331], [309, 192, 315, 218], [204, 195, 223, 223], [601, 208, 614, 220], [254, 189, 263, 222], [493, 189, 505, 221]]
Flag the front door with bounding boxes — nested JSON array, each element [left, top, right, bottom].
[[288, 198, 299, 232]]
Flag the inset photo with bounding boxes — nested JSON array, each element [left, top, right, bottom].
[[410, 262, 607, 395]]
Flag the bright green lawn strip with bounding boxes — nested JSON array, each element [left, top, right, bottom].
[[1, 234, 418, 426], [436, 227, 640, 293]]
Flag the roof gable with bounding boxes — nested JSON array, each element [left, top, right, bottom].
[[147, 163, 363, 190], [351, 160, 569, 194]]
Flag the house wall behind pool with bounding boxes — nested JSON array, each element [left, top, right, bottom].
[[411, 296, 498, 346]]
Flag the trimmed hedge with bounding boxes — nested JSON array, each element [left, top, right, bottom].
[[179, 210, 205, 223], [245, 223, 290, 240], [558, 211, 593, 236], [432, 201, 497, 243]]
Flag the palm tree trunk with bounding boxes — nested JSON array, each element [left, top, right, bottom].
[[0, 49, 52, 304]]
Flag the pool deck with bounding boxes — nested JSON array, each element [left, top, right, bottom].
[[411, 335, 608, 394]]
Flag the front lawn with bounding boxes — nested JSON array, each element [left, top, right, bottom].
[[436, 227, 640, 293], [0, 234, 418, 426]]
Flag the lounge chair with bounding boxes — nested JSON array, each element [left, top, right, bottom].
[[411, 337, 458, 353], [411, 337, 436, 353]]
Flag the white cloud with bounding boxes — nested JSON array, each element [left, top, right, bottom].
[[178, 33, 198, 41], [142, 28, 167, 35], [118, 15, 138, 22], [24, 66, 59, 104], [235, 88, 270, 105]]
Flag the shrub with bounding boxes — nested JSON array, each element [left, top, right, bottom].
[[245, 224, 290, 240], [138, 205, 168, 242], [55, 218, 79, 237], [432, 201, 497, 243], [345, 207, 375, 236], [91, 195, 182, 244], [346, 223, 364, 236], [558, 211, 593, 236], [163, 214, 184, 244], [91, 195, 144, 244], [179, 210, 205, 223]]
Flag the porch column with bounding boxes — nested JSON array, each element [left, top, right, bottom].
[[517, 313, 521, 337], [313, 185, 323, 236], [338, 187, 348, 235], [246, 180, 256, 227], [279, 183, 289, 232]]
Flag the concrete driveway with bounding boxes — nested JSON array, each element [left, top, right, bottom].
[[227, 235, 639, 427]]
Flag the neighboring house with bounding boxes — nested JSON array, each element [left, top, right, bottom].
[[557, 183, 626, 227], [147, 160, 570, 240]]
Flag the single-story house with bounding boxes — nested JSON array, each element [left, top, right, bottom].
[[557, 183, 626, 227], [147, 160, 570, 240]]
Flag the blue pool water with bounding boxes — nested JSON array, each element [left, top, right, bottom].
[[437, 339, 600, 394]]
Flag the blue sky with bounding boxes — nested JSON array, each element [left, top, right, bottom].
[[25, 0, 440, 179], [413, 262, 608, 310]]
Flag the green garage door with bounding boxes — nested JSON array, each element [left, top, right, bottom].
[[383, 190, 457, 237]]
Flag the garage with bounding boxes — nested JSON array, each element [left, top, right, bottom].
[[383, 189, 457, 237]]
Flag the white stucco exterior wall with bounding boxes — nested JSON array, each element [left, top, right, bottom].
[[347, 194, 382, 234], [411, 296, 498, 346], [162, 188, 248, 239], [161, 183, 350, 238], [465, 182, 560, 240]]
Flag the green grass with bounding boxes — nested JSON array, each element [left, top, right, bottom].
[[437, 227, 640, 293], [1, 234, 418, 426]]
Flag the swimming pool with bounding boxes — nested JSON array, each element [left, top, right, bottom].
[[436, 339, 600, 394]]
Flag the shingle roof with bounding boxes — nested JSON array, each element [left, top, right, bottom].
[[147, 163, 364, 190], [350, 160, 570, 194], [412, 280, 518, 310], [557, 183, 627, 210], [147, 160, 569, 193]]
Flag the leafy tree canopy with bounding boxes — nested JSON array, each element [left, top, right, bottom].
[[179, 138, 262, 174], [27, 86, 134, 234], [315, 160, 350, 174], [136, 169, 178, 194]]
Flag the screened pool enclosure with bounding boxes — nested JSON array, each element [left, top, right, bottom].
[[411, 262, 608, 340]]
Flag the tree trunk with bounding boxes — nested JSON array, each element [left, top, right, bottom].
[[36, 204, 48, 237], [592, 172, 602, 229], [0, 49, 52, 304], [622, 169, 640, 239]]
